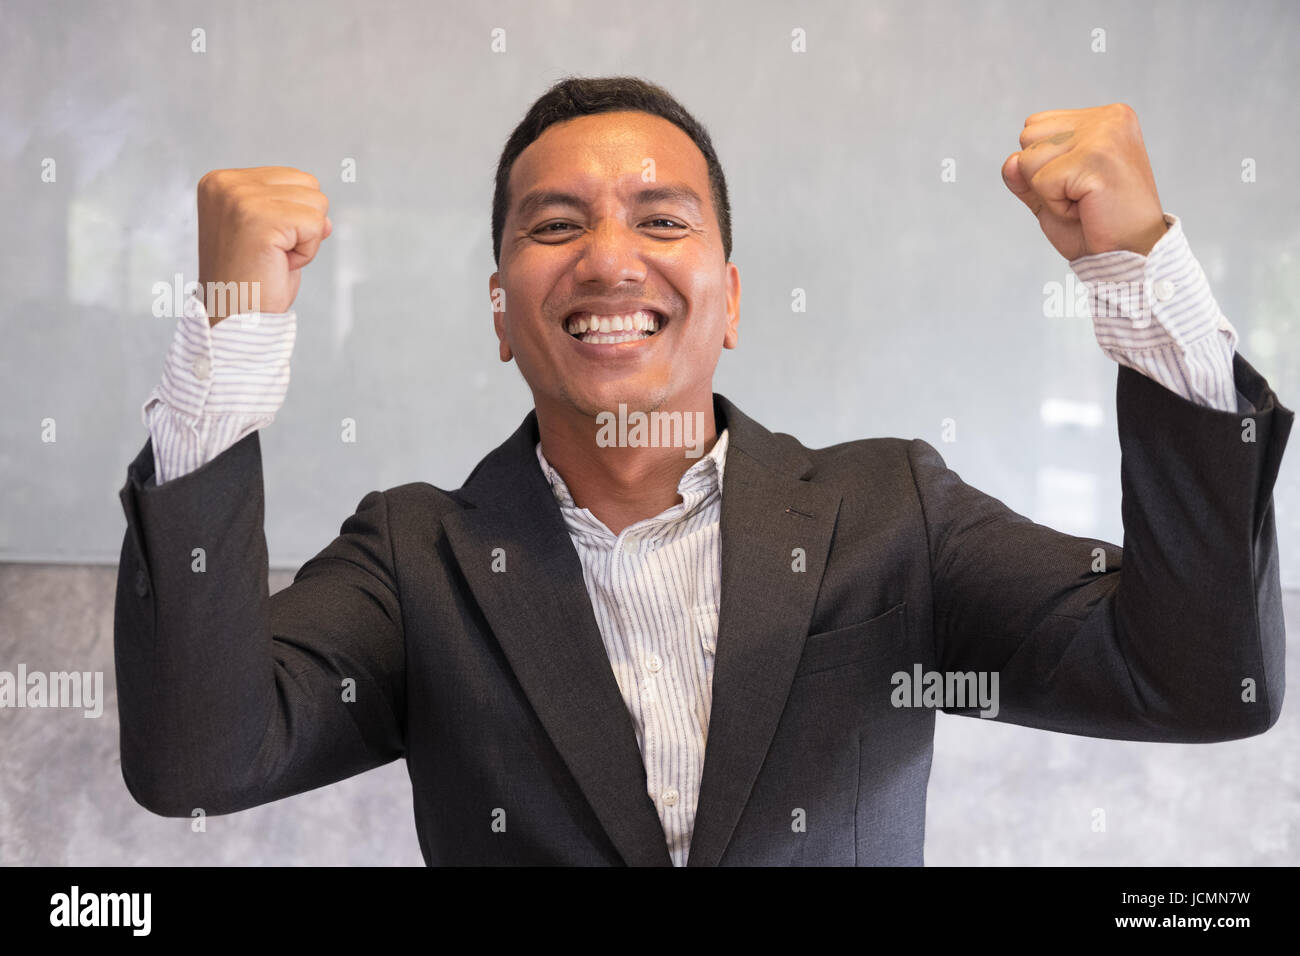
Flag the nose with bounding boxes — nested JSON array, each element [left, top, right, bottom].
[[571, 218, 648, 287]]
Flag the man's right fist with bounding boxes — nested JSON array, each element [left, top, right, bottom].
[[196, 166, 332, 325]]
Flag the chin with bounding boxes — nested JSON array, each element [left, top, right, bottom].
[[569, 384, 665, 420]]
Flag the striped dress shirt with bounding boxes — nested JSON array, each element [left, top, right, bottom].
[[534, 431, 727, 865], [140, 212, 1242, 863]]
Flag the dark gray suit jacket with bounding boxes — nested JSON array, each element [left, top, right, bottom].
[[114, 354, 1292, 865]]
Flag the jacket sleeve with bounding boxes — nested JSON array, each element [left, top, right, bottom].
[[907, 350, 1292, 742], [113, 429, 406, 816]]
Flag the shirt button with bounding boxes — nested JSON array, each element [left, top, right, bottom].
[[1153, 279, 1175, 302], [624, 538, 638, 554], [646, 653, 663, 673], [661, 787, 679, 807], [192, 356, 212, 380]]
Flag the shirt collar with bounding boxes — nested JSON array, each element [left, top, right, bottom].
[[535, 427, 729, 516]]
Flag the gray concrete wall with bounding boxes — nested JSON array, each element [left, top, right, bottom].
[[1, 562, 1294, 865]]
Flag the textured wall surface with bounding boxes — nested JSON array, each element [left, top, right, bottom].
[[0, 562, 1294, 865], [0, 0, 1296, 583]]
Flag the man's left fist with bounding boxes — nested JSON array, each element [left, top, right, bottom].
[[1001, 103, 1168, 260]]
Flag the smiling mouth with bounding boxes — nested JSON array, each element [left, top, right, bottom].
[[565, 309, 665, 344]]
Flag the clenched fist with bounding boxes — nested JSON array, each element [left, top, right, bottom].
[[1001, 103, 1168, 261], [196, 166, 332, 325]]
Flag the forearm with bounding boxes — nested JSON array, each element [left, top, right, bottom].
[[115, 430, 285, 813]]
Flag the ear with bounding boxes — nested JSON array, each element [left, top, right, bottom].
[[722, 261, 741, 349], [489, 272, 512, 362]]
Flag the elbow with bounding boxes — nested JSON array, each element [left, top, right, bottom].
[[120, 761, 232, 819], [1247, 685, 1285, 738], [121, 763, 194, 818], [1219, 670, 1285, 741], [1161, 688, 1283, 743]]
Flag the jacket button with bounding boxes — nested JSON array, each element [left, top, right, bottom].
[[135, 568, 149, 597]]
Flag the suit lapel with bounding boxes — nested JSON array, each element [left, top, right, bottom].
[[441, 412, 673, 866], [441, 394, 841, 868], [685, 396, 842, 866]]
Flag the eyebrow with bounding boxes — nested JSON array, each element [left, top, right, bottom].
[[515, 184, 705, 222]]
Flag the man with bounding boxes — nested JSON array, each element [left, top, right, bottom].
[[115, 76, 1292, 866]]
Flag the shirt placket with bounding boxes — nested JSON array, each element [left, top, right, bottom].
[[612, 521, 673, 830]]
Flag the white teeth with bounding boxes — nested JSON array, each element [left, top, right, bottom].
[[565, 309, 662, 336], [581, 331, 651, 344]]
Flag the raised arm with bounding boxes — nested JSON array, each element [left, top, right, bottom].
[[910, 351, 1291, 741], [114, 167, 405, 816]]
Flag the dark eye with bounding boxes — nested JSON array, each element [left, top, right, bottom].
[[532, 221, 579, 239], [645, 218, 686, 229]]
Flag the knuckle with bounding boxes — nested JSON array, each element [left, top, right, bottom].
[[224, 183, 259, 211], [197, 169, 226, 194]]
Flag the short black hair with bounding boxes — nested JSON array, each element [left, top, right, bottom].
[[491, 75, 731, 266]]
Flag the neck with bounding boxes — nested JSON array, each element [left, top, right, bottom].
[[536, 393, 719, 536]]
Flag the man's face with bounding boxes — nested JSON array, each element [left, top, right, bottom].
[[491, 110, 740, 421]]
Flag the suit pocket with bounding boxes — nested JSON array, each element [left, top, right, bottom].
[[794, 601, 906, 678]]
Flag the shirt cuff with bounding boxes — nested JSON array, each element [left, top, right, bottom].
[[1068, 213, 1239, 353], [141, 293, 296, 426], [1066, 214, 1241, 412]]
